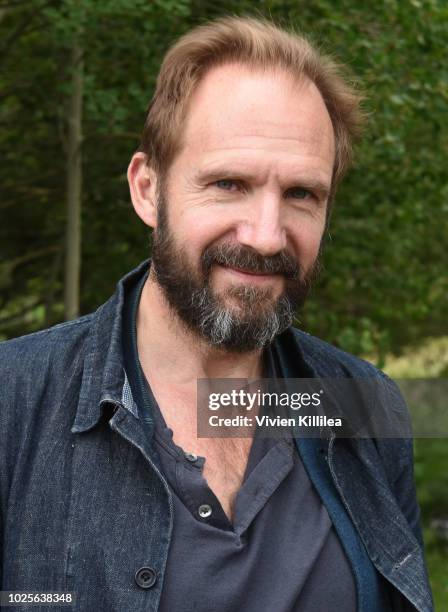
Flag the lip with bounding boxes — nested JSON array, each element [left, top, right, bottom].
[[219, 265, 280, 284]]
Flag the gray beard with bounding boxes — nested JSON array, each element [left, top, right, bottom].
[[150, 195, 320, 353], [182, 280, 296, 351]]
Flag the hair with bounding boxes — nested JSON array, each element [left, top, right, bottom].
[[139, 15, 365, 196]]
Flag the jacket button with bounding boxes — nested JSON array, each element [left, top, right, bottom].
[[198, 504, 212, 518], [184, 451, 198, 463], [135, 567, 157, 589]]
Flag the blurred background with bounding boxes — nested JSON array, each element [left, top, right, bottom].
[[0, 0, 447, 604]]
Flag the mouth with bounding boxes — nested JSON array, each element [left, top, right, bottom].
[[218, 264, 281, 284]]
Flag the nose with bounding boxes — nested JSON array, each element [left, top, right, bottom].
[[236, 193, 287, 256]]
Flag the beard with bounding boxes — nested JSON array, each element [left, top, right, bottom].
[[150, 193, 321, 353]]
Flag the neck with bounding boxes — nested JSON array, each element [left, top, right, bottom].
[[136, 269, 265, 388]]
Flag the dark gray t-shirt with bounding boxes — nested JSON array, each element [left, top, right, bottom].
[[122, 272, 357, 612]]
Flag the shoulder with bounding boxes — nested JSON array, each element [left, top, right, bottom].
[[0, 313, 95, 422], [290, 327, 385, 379], [289, 328, 413, 473], [292, 325, 407, 408], [0, 312, 94, 349], [0, 313, 94, 376], [286, 329, 408, 431]]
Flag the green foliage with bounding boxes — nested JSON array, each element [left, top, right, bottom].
[[415, 440, 448, 609], [382, 336, 448, 377], [424, 540, 448, 609], [0, 0, 447, 352], [415, 438, 448, 518], [0, 0, 191, 331]]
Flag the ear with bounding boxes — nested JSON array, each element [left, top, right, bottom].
[[127, 152, 159, 229]]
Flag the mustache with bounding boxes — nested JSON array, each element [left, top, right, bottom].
[[201, 244, 301, 280]]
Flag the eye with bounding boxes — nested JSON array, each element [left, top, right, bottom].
[[214, 179, 239, 191], [286, 186, 314, 200]]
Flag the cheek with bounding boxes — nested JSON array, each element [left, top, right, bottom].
[[177, 208, 236, 252], [290, 223, 324, 264]]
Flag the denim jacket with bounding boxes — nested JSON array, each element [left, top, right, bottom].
[[0, 261, 433, 611]]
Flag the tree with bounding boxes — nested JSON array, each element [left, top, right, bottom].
[[64, 37, 83, 320], [1, 0, 446, 360]]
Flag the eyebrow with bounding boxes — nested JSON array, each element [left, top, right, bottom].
[[194, 167, 331, 199]]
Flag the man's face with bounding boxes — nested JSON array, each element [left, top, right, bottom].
[[150, 64, 335, 352]]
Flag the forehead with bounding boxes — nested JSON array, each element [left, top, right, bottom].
[[176, 62, 335, 178]]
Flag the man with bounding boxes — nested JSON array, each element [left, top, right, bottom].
[[0, 16, 433, 612]]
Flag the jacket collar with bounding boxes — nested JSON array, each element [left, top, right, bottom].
[[71, 259, 150, 433]]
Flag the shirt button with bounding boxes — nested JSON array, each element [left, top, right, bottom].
[[135, 567, 157, 589], [198, 504, 212, 518], [184, 451, 198, 463]]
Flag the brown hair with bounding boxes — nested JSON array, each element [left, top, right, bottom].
[[139, 15, 365, 192]]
